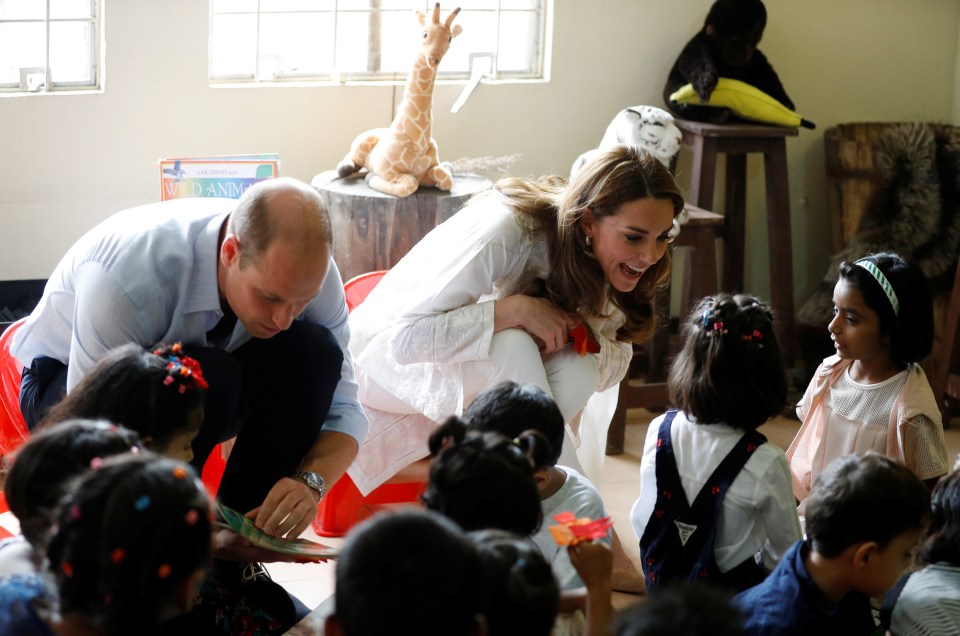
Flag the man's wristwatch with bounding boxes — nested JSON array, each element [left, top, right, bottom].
[[291, 471, 327, 501]]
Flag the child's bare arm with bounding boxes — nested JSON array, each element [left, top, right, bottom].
[[568, 541, 613, 636]]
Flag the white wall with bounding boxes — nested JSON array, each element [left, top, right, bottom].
[[1, 0, 958, 312]]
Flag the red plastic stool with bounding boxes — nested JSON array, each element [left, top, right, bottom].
[[312, 270, 430, 537]]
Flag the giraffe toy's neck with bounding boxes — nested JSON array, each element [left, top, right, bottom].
[[390, 52, 436, 148]]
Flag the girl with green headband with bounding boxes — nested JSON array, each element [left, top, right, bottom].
[[788, 252, 949, 508]]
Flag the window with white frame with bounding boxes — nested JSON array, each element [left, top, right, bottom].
[[0, 0, 101, 93], [209, 0, 547, 84]]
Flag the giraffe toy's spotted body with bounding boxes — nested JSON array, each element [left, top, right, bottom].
[[337, 3, 463, 198]]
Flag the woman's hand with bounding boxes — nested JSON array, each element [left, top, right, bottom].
[[494, 295, 579, 354]]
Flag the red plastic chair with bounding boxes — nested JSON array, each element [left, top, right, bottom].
[[0, 319, 30, 463], [312, 270, 430, 537]]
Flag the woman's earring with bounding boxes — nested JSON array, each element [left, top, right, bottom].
[[585, 235, 592, 247]]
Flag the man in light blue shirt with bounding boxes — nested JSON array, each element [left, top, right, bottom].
[[11, 177, 368, 543]]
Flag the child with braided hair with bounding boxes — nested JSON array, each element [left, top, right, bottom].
[[40, 342, 208, 462], [630, 293, 801, 593], [0, 452, 213, 636]]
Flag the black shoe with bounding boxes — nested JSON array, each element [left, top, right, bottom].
[[212, 559, 272, 588]]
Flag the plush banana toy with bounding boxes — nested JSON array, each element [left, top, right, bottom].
[[670, 78, 815, 129]]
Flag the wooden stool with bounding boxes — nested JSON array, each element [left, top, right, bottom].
[[605, 205, 724, 454], [674, 119, 798, 365], [311, 172, 492, 281], [931, 252, 960, 426]]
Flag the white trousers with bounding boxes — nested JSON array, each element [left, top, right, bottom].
[[358, 328, 603, 476]]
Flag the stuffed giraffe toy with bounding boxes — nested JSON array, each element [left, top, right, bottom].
[[337, 3, 463, 197]]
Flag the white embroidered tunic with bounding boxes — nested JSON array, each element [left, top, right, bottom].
[[348, 195, 633, 422]]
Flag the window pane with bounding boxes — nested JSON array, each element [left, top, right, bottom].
[[49, 21, 93, 83], [259, 0, 334, 11], [500, 0, 540, 9], [441, 9, 495, 75], [50, 0, 95, 19], [0, 0, 45, 20], [211, 0, 258, 12], [259, 12, 333, 78], [497, 11, 538, 73], [0, 22, 45, 84], [335, 11, 373, 74], [377, 10, 425, 74], [210, 13, 257, 77]]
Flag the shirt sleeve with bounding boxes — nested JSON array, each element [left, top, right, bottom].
[[587, 313, 633, 392], [301, 258, 369, 444], [756, 452, 803, 570], [67, 262, 152, 391], [389, 221, 525, 366], [900, 413, 949, 481]]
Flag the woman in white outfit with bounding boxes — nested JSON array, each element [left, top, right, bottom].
[[348, 145, 684, 481]]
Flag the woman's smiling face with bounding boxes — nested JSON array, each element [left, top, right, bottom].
[[582, 197, 676, 293]]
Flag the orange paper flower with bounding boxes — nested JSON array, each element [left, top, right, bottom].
[[570, 324, 600, 356], [548, 511, 613, 546]]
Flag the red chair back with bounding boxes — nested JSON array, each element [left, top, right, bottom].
[[0, 319, 29, 459], [343, 271, 388, 312]]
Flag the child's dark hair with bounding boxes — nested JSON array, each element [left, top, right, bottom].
[[805, 452, 930, 557], [837, 252, 934, 365], [46, 452, 212, 636], [464, 381, 565, 466], [41, 343, 208, 452], [423, 416, 550, 536], [916, 464, 960, 566], [611, 581, 745, 636], [3, 418, 143, 547], [668, 293, 787, 430], [334, 508, 483, 636], [469, 529, 560, 636]]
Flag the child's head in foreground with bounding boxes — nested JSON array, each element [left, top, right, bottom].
[[915, 457, 960, 568], [805, 452, 930, 597], [464, 381, 565, 467], [4, 418, 143, 547], [668, 292, 787, 430], [832, 252, 933, 367], [470, 529, 559, 636], [611, 582, 745, 636], [46, 452, 212, 635], [423, 415, 551, 536], [41, 343, 208, 462], [327, 508, 484, 636]]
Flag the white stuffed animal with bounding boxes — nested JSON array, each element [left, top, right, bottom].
[[570, 105, 683, 178]]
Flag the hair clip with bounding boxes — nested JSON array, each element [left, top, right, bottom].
[[707, 321, 727, 336], [154, 343, 209, 394], [701, 309, 712, 327]]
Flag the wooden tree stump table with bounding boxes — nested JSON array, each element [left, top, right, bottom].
[[311, 171, 492, 281]]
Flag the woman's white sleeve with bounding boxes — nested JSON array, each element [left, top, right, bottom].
[[588, 315, 633, 392], [390, 232, 521, 366]]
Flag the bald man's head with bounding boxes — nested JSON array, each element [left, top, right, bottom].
[[229, 177, 331, 270]]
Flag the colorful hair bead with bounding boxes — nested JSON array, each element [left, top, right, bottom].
[[134, 495, 151, 511], [157, 563, 172, 579], [111, 548, 126, 564]]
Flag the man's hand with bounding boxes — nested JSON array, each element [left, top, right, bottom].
[[252, 477, 320, 540]]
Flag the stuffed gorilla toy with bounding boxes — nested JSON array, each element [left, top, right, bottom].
[[663, 0, 794, 124]]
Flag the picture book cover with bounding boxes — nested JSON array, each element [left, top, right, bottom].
[[159, 153, 279, 201], [215, 501, 338, 562]]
